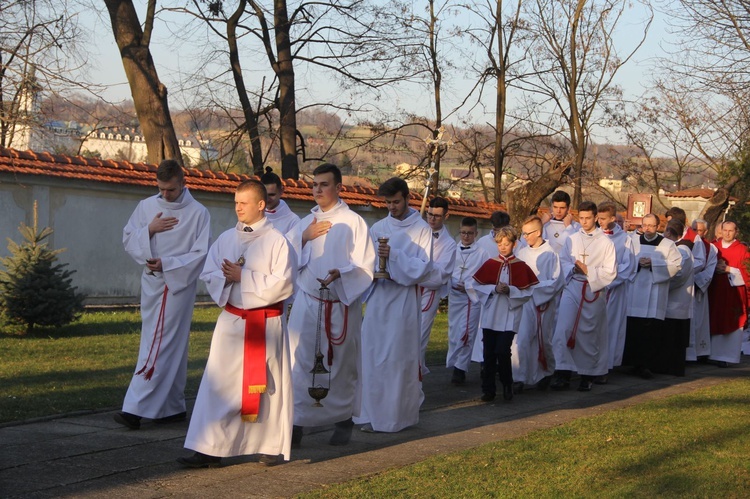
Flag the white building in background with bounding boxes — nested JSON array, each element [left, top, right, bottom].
[[599, 178, 623, 193], [80, 129, 212, 166]]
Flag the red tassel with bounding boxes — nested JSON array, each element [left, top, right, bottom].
[[143, 366, 155, 381]]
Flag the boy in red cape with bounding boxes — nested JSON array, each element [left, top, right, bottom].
[[467, 227, 538, 402]]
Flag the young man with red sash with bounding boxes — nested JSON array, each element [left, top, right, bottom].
[[708, 221, 750, 366], [179, 180, 295, 468], [467, 227, 538, 402], [550, 201, 617, 392]]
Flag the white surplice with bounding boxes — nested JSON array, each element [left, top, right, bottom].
[[356, 208, 433, 433], [552, 228, 617, 376], [419, 225, 456, 375], [121, 188, 211, 419], [184, 218, 295, 460], [543, 219, 581, 253], [666, 244, 694, 320], [287, 200, 375, 427], [604, 225, 637, 368], [265, 199, 302, 260], [687, 242, 716, 360], [627, 235, 682, 320], [446, 243, 489, 372], [514, 241, 564, 384]]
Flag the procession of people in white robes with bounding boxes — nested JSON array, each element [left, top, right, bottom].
[[116, 165, 748, 469]]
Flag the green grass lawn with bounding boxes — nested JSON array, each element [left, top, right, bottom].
[[0, 307, 221, 423], [0, 308, 450, 423], [305, 378, 750, 497]]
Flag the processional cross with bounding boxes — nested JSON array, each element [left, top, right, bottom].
[[419, 126, 453, 216]]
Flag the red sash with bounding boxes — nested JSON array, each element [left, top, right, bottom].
[[225, 302, 284, 423]]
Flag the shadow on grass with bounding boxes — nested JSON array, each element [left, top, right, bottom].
[[1, 357, 209, 424], [0, 320, 218, 339]]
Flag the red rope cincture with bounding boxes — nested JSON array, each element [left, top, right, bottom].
[[311, 293, 349, 367], [568, 280, 600, 350], [135, 285, 169, 380], [461, 298, 472, 346], [421, 287, 436, 312], [536, 302, 550, 369]]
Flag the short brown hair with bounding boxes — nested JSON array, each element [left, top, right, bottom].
[[597, 201, 617, 217], [237, 179, 267, 203], [156, 159, 184, 182]]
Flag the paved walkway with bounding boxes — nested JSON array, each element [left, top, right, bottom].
[[2, 359, 748, 498]]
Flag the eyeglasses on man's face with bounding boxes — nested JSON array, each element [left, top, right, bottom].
[[522, 229, 540, 237], [426, 212, 444, 219], [459, 231, 476, 236]]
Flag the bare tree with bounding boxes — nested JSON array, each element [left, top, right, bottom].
[[661, 0, 750, 230], [167, 0, 424, 178], [521, 0, 652, 207], [103, 0, 183, 165], [0, 1, 92, 149]]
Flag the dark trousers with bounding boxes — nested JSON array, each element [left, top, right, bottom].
[[482, 328, 515, 395], [624, 317, 663, 369]]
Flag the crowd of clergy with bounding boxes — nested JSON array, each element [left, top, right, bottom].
[[111, 159, 750, 469]]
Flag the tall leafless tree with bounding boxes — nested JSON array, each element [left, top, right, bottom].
[[103, 0, 183, 165], [521, 0, 652, 207]]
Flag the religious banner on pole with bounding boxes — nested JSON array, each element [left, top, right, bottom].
[[626, 193, 652, 229]]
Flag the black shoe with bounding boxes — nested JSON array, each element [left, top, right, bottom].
[[503, 385, 514, 401], [634, 367, 654, 379], [714, 360, 729, 368], [593, 375, 608, 385], [481, 392, 495, 402], [258, 454, 280, 466], [550, 377, 570, 391], [177, 452, 221, 468], [329, 418, 354, 446], [114, 411, 141, 430], [451, 368, 466, 385], [292, 425, 303, 447], [512, 381, 524, 394], [536, 375, 553, 391], [577, 380, 593, 392], [153, 411, 187, 424]]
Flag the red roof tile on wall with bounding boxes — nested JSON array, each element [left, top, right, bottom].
[[0, 147, 503, 219]]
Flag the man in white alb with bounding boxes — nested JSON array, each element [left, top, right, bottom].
[[116, 159, 211, 430], [446, 217, 489, 384], [541, 190, 581, 253], [356, 177, 433, 433], [178, 180, 295, 468], [624, 213, 682, 379], [551, 201, 617, 392], [287, 163, 375, 446], [515, 215, 564, 390], [261, 167, 301, 259], [419, 197, 456, 375], [687, 219, 716, 360]]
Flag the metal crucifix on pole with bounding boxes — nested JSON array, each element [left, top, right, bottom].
[[419, 126, 452, 216]]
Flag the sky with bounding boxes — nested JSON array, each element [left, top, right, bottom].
[[78, 1, 671, 145]]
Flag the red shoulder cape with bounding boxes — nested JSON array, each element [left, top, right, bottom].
[[473, 256, 539, 290]]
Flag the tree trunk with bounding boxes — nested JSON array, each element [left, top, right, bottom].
[[227, 0, 264, 175], [506, 161, 571, 229], [274, 0, 299, 179], [700, 175, 740, 238], [104, 0, 182, 166]]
